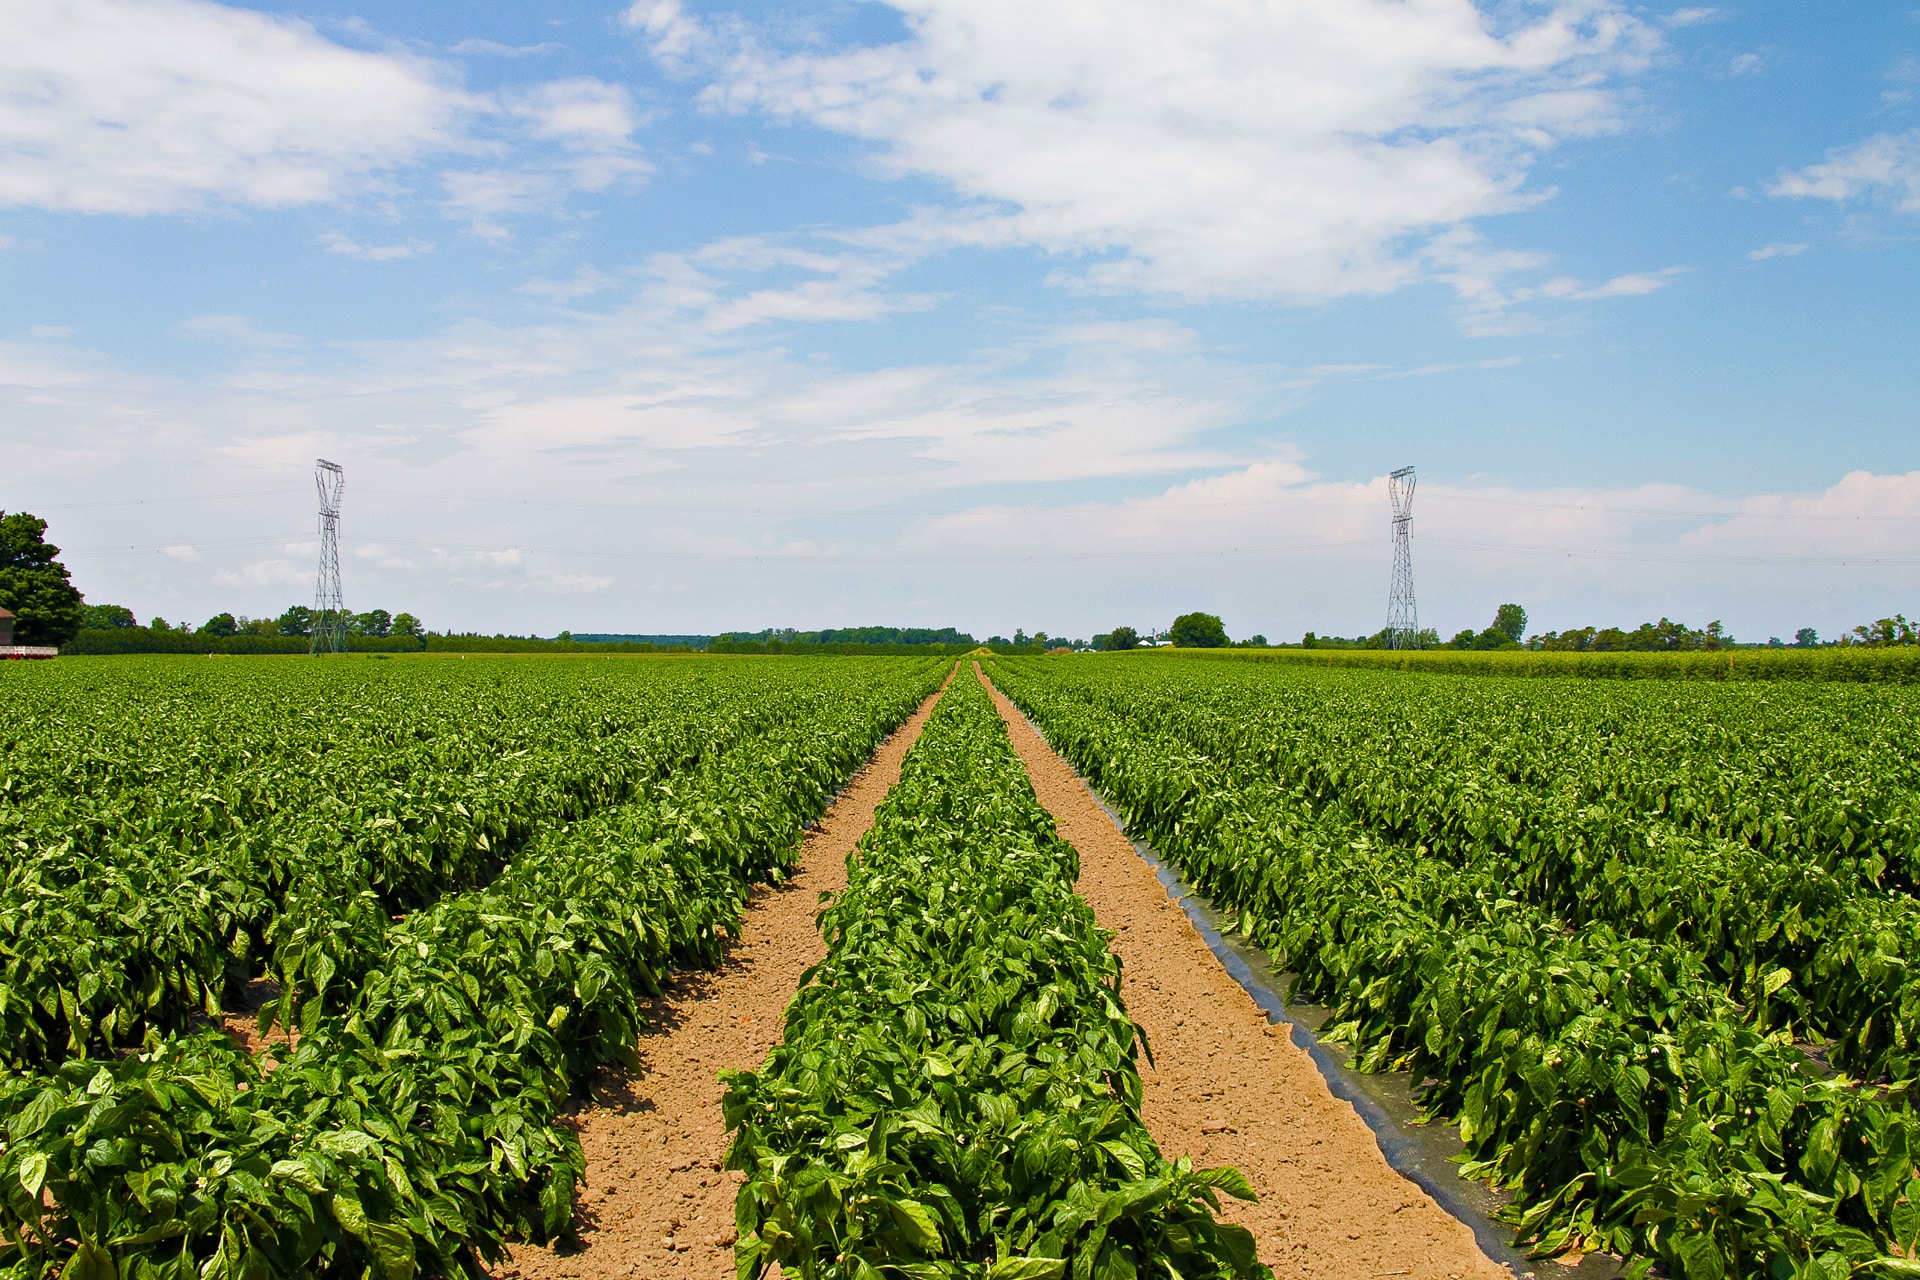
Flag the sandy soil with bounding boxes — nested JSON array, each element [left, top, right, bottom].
[[975, 663, 1508, 1280], [496, 675, 951, 1280]]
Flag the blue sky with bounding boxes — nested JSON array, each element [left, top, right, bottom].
[[2, 0, 1916, 643]]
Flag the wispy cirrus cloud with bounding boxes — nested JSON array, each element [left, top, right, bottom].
[[1769, 130, 1920, 214], [319, 230, 434, 261]]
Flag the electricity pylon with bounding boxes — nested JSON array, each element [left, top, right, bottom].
[[311, 459, 346, 655], [1386, 465, 1418, 649]]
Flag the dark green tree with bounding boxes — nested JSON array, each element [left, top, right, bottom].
[[0, 512, 84, 646], [1107, 625, 1140, 651], [201, 612, 238, 637], [1170, 612, 1228, 648], [79, 603, 136, 629], [277, 605, 313, 637], [392, 612, 424, 640], [1795, 627, 1819, 648], [353, 608, 392, 638], [1493, 603, 1528, 644]]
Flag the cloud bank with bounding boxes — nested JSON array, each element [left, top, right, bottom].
[[639, 0, 1659, 303]]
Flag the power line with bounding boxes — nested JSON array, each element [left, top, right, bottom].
[[21, 481, 1920, 523], [347, 530, 1377, 565], [1425, 537, 1920, 568], [33, 488, 302, 510], [58, 533, 308, 559]]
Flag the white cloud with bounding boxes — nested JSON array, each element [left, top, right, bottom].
[[320, 231, 433, 261], [0, 2, 650, 238], [1431, 235, 1685, 330], [174, 314, 302, 348], [0, 0, 468, 214], [1729, 53, 1763, 77], [1768, 131, 1920, 214], [1747, 241, 1808, 261], [28, 324, 74, 339], [540, 570, 615, 593], [508, 78, 641, 149], [450, 38, 562, 58], [504, 77, 650, 190], [432, 78, 649, 237], [1886, 58, 1919, 108], [521, 265, 621, 302], [1562, 267, 1687, 299], [639, 0, 1659, 303], [163, 544, 201, 561], [214, 557, 305, 587], [1665, 7, 1722, 26]]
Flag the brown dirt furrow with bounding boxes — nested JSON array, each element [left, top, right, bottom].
[[974, 663, 1507, 1280], [496, 675, 951, 1280]]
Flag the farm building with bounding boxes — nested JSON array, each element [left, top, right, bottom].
[[0, 608, 59, 659]]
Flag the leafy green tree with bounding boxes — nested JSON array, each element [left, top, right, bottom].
[[202, 613, 238, 637], [353, 608, 392, 638], [392, 612, 423, 640], [148, 617, 170, 633], [1851, 614, 1917, 646], [1493, 603, 1528, 644], [277, 605, 313, 637], [1107, 625, 1140, 651], [1795, 627, 1819, 648], [1170, 612, 1228, 648], [0, 512, 84, 645], [78, 603, 136, 629]]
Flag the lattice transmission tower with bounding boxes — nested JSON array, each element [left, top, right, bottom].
[[310, 459, 347, 655], [1386, 465, 1419, 649]]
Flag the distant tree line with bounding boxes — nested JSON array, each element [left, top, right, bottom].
[[720, 626, 978, 647], [1296, 607, 1918, 654], [1528, 616, 1736, 652]]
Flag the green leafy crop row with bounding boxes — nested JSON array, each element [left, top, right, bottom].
[[0, 656, 945, 1280], [724, 670, 1269, 1280], [0, 660, 858, 1068], [990, 657, 1920, 1280], [999, 659, 1920, 1078]]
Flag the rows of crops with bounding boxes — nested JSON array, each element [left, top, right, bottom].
[[989, 656, 1920, 1279], [0, 656, 947, 1280], [724, 671, 1266, 1280]]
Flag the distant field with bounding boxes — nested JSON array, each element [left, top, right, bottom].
[[1149, 642, 1920, 682]]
